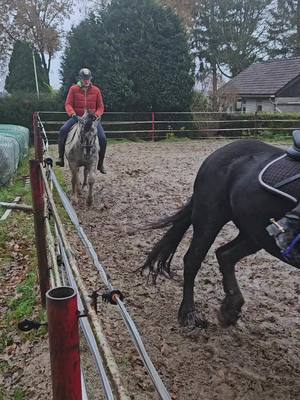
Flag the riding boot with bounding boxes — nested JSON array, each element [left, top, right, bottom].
[[56, 138, 65, 167], [97, 147, 106, 174]]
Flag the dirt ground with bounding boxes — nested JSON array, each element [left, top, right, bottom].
[[63, 139, 300, 400], [4, 139, 300, 399]]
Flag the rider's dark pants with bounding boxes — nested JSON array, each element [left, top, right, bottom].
[[59, 116, 77, 143], [59, 117, 107, 161]]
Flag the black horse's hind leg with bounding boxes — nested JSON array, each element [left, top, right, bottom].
[[178, 212, 229, 329], [216, 234, 260, 327]]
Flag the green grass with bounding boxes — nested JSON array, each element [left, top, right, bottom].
[[13, 387, 25, 400], [0, 157, 32, 205], [0, 149, 44, 399], [7, 272, 37, 322]]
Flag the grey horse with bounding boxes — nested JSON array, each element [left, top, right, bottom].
[[65, 111, 99, 206]]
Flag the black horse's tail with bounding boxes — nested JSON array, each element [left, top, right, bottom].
[[142, 198, 193, 280]]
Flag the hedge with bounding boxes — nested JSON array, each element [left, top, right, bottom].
[[0, 92, 64, 134], [191, 112, 300, 137]]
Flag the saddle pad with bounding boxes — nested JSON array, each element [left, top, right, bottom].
[[259, 154, 300, 203]]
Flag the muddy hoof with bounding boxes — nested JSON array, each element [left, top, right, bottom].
[[86, 196, 93, 207], [71, 195, 78, 204], [178, 310, 208, 329], [217, 306, 240, 327]]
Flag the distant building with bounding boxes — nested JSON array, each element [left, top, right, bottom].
[[219, 57, 300, 113]]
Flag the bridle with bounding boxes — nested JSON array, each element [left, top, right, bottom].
[[79, 113, 97, 156]]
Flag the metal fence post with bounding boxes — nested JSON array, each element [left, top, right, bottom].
[[46, 287, 82, 400], [151, 111, 155, 141], [30, 159, 49, 306], [33, 112, 43, 162]]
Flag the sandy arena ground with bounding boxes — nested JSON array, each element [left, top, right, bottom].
[[60, 139, 300, 400], [5, 139, 300, 399]]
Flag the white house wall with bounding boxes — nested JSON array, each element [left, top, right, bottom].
[[227, 97, 300, 113], [277, 97, 300, 113]]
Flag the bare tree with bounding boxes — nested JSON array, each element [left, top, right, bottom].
[[0, 0, 74, 82], [160, 0, 196, 26]]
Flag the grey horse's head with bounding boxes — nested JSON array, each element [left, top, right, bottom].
[[79, 111, 98, 159]]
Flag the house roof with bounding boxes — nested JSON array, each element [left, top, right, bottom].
[[220, 57, 300, 96]]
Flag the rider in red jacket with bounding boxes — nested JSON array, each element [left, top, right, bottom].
[[56, 68, 107, 173]]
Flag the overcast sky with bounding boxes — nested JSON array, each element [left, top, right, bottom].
[[0, 7, 84, 92], [50, 8, 84, 89]]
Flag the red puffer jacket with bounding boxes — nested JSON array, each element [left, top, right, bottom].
[[65, 83, 105, 117]]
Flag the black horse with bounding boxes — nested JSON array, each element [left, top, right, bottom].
[[142, 136, 300, 329]]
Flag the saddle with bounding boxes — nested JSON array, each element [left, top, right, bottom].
[[259, 130, 300, 203]]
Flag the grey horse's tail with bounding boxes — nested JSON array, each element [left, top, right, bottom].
[[141, 198, 193, 280]]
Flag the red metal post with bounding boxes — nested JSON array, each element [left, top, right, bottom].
[[151, 111, 155, 141], [46, 287, 82, 400], [30, 159, 49, 306], [33, 112, 43, 162]]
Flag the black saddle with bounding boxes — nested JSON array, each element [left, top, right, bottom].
[[259, 130, 300, 203], [287, 130, 300, 161]]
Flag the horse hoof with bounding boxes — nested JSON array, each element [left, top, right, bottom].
[[217, 308, 240, 327], [178, 310, 208, 329], [71, 196, 78, 204], [218, 295, 243, 327]]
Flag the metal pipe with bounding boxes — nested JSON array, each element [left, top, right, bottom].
[[0, 201, 33, 212], [57, 233, 115, 400], [41, 167, 129, 399], [46, 286, 82, 400], [30, 160, 49, 307], [46, 219, 62, 287], [32, 49, 40, 99], [151, 111, 155, 141]]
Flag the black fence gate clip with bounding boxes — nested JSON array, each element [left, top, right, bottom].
[[18, 319, 48, 332], [56, 254, 63, 266], [44, 157, 53, 168], [102, 290, 124, 305]]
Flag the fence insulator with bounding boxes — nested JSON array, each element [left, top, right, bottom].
[[47, 286, 82, 400], [33, 112, 43, 162]]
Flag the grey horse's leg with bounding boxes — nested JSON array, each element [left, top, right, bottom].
[[178, 210, 229, 328], [86, 167, 96, 206], [70, 164, 80, 202], [216, 234, 260, 327], [82, 166, 88, 189]]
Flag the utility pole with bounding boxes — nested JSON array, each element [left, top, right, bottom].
[[32, 49, 40, 99]]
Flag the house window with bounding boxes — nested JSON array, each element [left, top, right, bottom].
[[235, 100, 242, 111], [257, 104, 262, 112], [242, 107, 246, 113]]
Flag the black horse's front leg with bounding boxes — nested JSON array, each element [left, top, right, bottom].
[[178, 281, 208, 329], [216, 234, 259, 327], [178, 234, 215, 329]]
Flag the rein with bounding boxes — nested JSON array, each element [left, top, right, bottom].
[[282, 233, 300, 259]]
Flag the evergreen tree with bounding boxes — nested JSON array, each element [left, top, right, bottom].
[[61, 0, 194, 111], [5, 41, 49, 93], [267, 0, 300, 58]]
